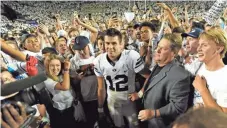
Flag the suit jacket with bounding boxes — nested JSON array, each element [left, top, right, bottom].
[[143, 60, 191, 128]]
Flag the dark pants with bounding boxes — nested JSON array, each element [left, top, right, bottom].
[[48, 106, 84, 128], [82, 100, 99, 128]]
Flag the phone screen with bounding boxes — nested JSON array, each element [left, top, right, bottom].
[[112, 12, 117, 18], [88, 13, 92, 20], [74, 11, 78, 18]]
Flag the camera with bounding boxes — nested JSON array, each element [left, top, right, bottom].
[[1, 73, 52, 120]]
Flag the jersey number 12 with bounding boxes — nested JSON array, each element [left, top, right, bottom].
[[106, 75, 128, 91]]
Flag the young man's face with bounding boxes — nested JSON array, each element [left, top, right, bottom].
[[127, 27, 134, 37], [140, 26, 153, 42], [77, 45, 91, 59], [97, 39, 104, 52], [56, 40, 68, 55], [104, 35, 123, 61], [197, 37, 222, 63], [99, 23, 107, 32], [24, 36, 41, 53], [132, 27, 140, 40], [185, 36, 199, 55]]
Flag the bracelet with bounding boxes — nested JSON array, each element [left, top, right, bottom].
[[138, 90, 143, 98], [154, 109, 157, 118], [63, 69, 69, 74], [26, 54, 30, 61], [64, 69, 69, 71]]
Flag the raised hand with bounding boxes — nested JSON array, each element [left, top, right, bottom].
[[157, 3, 170, 10]]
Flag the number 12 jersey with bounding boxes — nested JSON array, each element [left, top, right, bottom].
[[93, 50, 144, 101]]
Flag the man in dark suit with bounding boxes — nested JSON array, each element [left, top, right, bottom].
[[138, 34, 191, 128]]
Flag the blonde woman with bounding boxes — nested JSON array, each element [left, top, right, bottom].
[[44, 54, 84, 128], [193, 27, 227, 113]]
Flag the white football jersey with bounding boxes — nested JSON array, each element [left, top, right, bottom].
[[93, 49, 144, 101]]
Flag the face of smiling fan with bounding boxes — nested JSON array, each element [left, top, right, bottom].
[[24, 36, 41, 53], [49, 59, 61, 76]]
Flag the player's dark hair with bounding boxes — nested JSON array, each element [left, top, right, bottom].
[[104, 28, 122, 43], [139, 22, 156, 32]]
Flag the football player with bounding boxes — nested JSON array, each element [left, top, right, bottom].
[[93, 28, 149, 128]]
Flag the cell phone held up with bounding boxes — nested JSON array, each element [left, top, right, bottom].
[[74, 11, 78, 18], [88, 13, 92, 20], [112, 12, 117, 18]]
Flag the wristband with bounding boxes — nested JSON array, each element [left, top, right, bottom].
[[26, 54, 30, 61], [64, 69, 69, 71], [98, 107, 104, 113], [63, 70, 69, 74], [154, 109, 157, 118], [138, 90, 143, 98], [63, 69, 69, 74]]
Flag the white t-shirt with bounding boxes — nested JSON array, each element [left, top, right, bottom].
[[44, 77, 74, 110], [70, 54, 97, 101], [193, 64, 227, 108], [184, 57, 202, 76], [22, 50, 43, 60]]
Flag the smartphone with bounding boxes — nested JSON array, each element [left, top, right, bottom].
[[74, 11, 78, 18], [112, 12, 117, 18], [88, 13, 92, 20]]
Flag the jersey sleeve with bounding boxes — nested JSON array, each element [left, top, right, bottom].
[[129, 50, 144, 73], [93, 54, 103, 77]]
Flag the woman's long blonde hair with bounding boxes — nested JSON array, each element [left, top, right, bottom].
[[45, 54, 63, 82]]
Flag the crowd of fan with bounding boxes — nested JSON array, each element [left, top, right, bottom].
[[1, 1, 227, 128], [1, 1, 215, 33]]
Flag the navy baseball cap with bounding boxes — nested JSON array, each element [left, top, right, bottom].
[[20, 34, 36, 44], [73, 36, 90, 50], [181, 28, 203, 38], [42, 47, 58, 55]]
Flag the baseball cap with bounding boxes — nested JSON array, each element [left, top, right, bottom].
[[42, 47, 58, 55], [20, 34, 36, 44], [73, 36, 90, 50], [181, 28, 203, 38]]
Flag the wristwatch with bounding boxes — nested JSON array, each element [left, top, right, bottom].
[[138, 90, 143, 98], [63, 69, 69, 74]]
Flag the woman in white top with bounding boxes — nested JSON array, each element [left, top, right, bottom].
[[44, 54, 83, 128], [193, 27, 227, 114]]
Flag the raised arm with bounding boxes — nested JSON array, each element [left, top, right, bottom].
[[55, 14, 63, 31], [157, 3, 180, 28], [1, 39, 26, 62], [74, 17, 98, 44], [54, 60, 71, 91], [184, 4, 190, 29]]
